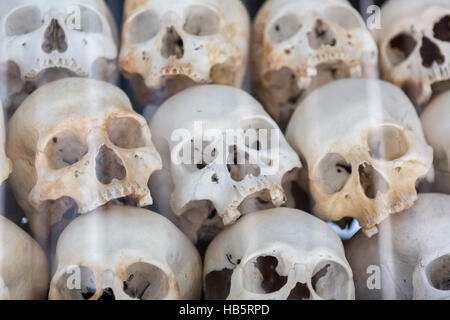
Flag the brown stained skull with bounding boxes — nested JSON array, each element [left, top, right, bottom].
[[7, 78, 162, 246], [119, 0, 250, 106], [377, 0, 450, 110]]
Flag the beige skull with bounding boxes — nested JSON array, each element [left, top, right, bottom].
[[286, 79, 433, 237], [119, 0, 250, 105], [49, 206, 202, 300], [7, 78, 162, 244]]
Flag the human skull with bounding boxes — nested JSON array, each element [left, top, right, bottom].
[[286, 79, 433, 237], [149, 85, 302, 243], [421, 91, 450, 194], [119, 0, 250, 106], [49, 205, 202, 300], [7, 78, 162, 245], [0, 214, 49, 300], [346, 193, 450, 300], [252, 0, 378, 130], [376, 0, 450, 111], [0, 102, 12, 184], [0, 0, 118, 112], [203, 208, 354, 300]]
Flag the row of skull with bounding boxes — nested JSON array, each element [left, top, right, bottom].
[[1, 0, 450, 120], [0, 76, 448, 299]]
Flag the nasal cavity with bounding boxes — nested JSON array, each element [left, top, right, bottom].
[[99, 288, 115, 300], [420, 36, 445, 68], [95, 145, 126, 185], [161, 26, 184, 59], [42, 19, 67, 53], [358, 162, 389, 199], [307, 19, 336, 49]]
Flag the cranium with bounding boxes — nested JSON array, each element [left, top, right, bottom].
[[0, 214, 48, 300], [0, 0, 118, 112], [149, 85, 302, 243], [252, 0, 378, 129], [119, 0, 250, 105], [421, 90, 450, 194], [346, 193, 450, 300], [376, 0, 450, 110], [286, 79, 433, 237], [203, 208, 355, 300], [49, 205, 202, 300], [7, 78, 162, 245]]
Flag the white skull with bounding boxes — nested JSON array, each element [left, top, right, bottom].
[[7, 78, 162, 244], [203, 208, 354, 300], [149, 85, 302, 243], [0, 102, 12, 184], [0, 0, 118, 111], [421, 91, 450, 194], [119, 0, 250, 105], [252, 0, 378, 129], [0, 215, 49, 300], [346, 193, 450, 300], [49, 205, 202, 300], [376, 0, 450, 110], [286, 79, 433, 237]]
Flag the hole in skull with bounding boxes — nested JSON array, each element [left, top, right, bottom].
[[56, 266, 96, 300], [426, 254, 450, 291], [108, 117, 147, 149], [268, 14, 302, 43], [205, 269, 233, 300], [386, 33, 417, 66], [368, 126, 408, 160], [95, 145, 126, 185], [210, 62, 236, 86], [237, 189, 276, 215], [315, 153, 351, 195], [6, 6, 43, 36], [244, 256, 288, 294], [183, 5, 220, 36], [308, 19, 337, 49], [287, 282, 311, 300], [420, 37, 445, 68], [323, 6, 362, 29], [433, 15, 450, 42], [99, 288, 115, 300], [311, 260, 351, 300], [161, 27, 184, 59], [75, 6, 103, 33], [126, 10, 160, 44], [123, 262, 169, 300], [42, 19, 67, 53], [358, 163, 389, 199], [45, 130, 88, 169], [227, 145, 261, 182], [310, 61, 351, 89]]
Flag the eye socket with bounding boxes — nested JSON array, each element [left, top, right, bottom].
[[311, 260, 352, 300], [123, 262, 169, 300], [6, 6, 43, 36], [55, 266, 96, 300], [241, 118, 276, 150], [315, 153, 352, 195], [243, 255, 288, 294], [44, 130, 88, 169], [107, 117, 147, 149], [386, 33, 417, 66], [322, 6, 363, 29], [426, 254, 450, 291], [183, 5, 220, 36], [367, 125, 408, 161], [126, 10, 160, 44], [268, 14, 302, 43], [178, 139, 217, 172], [72, 6, 103, 33]]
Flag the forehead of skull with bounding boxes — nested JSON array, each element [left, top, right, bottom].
[[151, 85, 273, 139], [124, 0, 243, 21], [13, 78, 133, 131], [205, 208, 345, 270], [54, 206, 193, 268], [287, 79, 420, 152], [0, 0, 109, 17], [376, 193, 450, 256]]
